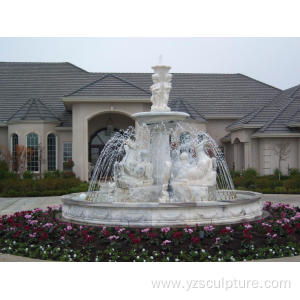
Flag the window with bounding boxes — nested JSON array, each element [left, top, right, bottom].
[[11, 134, 18, 171], [63, 142, 72, 169], [27, 133, 39, 172], [47, 133, 56, 171]]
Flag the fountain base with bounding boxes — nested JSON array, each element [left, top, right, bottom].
[[62, 191, 263, 227]]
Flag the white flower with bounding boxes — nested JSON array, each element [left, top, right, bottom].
[[201, 249, 206, 253]]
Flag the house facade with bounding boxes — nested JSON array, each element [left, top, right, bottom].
[[0, 62, 300, 181]]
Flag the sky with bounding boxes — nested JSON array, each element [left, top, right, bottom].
[[0, 37, 300, 90]]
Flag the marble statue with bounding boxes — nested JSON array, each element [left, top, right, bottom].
[[173, 141, 217, 187], [114, 139, 153, 189], [150, 66, 172, 112]]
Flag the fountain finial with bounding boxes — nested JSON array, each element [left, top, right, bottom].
[[150, 62, 172, 112], [158, 54, 163, 65]]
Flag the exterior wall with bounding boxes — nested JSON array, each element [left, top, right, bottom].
[[258, 137, 299, 175], [228, 128, 300, 175], [206, 119, 236, 146], [0, 126, 8, 147], [72, 101, 151, 181]]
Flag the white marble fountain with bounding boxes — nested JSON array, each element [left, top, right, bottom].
[[62, 64, 263, 226]]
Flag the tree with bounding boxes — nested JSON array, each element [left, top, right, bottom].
[[273, 143, 290, 180], [0, 144, 33, 177]]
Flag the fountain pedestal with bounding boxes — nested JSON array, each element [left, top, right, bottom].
[[132, 111, 189, 202]]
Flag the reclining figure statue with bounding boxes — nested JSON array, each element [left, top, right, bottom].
[[173, 141, 217, 187], [114, 139, 153, 189]]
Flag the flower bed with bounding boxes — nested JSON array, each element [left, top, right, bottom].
[[0, 202, 300, 261]]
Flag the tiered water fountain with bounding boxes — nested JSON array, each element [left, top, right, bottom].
[[62, 64, 263, 226]]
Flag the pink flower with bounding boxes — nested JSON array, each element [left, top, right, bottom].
[[25, 214, 32, 219], [244, 223, 252, 229], [43, 223, 53, 228], [108, 235, 119, 240], [215, 237, 221, 244], [184, 228, 193, 234], [161, 240, 171, 246], [118, 228, 125, 234], [204, 225, 215, 232], [66, 225, 72, 231], [61, 236, 65, 241], [272, 234, 277, 238], [161, 227, 170, 233], [28, 220, 38, 225], [29, 233, 36, 238], [141, 227, 150, 233]]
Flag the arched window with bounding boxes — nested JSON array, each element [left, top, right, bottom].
[[11, 134, 18, 171], [27, 133, 39, 172], [47, 133, 56, 171]]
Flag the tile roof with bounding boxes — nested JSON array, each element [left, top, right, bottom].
[[169, 98, 206, 122], [227, 84, 300, 134], [65, 74, 151, 98], [7, 98, 61, 123], [0, 62, 282, 128]]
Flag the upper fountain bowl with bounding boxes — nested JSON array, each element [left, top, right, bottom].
[[132, 111, 190, 125]]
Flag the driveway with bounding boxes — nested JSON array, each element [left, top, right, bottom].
[[0, 196, 62, 216]]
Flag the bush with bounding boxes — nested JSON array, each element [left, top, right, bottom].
[[0, 177, 87, 197], [61, 171, 76, 178], [232, 168, 300, 194], [0, 160, 8, 172], [44, 170, 61, 178], [0, 160, 18, 180], [289, 168, 300, 177], [23, 170, 34, 179]]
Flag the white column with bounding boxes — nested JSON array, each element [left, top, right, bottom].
[[73, 106, 89, 181]]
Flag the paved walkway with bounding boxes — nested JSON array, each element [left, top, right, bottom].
[[0, 196, 62, 216], [0, 194, 300, 262]]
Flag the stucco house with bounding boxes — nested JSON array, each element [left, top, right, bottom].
[[0, 62, 299, 181]]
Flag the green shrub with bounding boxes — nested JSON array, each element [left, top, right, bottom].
[[61, 171, 76, 178], [274, 186, 287, 193], [283, 175, 300, 191], [0, 160, 8, 172], [0, 160, 18, 180], [230, 170, 240, 178], [242, 168, 258, 178], [0, 176, 85, 197], [23, 170, 34, 179], [289, 168, 300, 177], [44, 170, 61, 178]]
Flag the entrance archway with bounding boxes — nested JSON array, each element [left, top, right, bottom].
[[88, 112, 135, 166], [89, 128, 119, 165]]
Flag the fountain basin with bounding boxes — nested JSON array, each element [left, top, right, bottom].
[[61, 191, 263, 227], [132, 111, 189, 125]]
